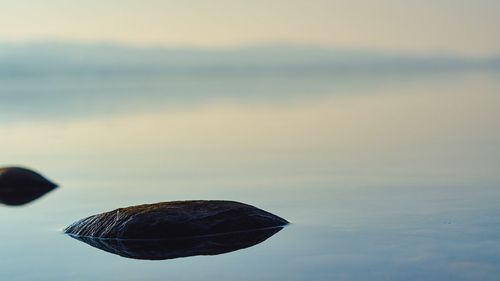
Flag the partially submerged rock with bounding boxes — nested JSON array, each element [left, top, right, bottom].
[[64, 200, 288, 239], [0, 167, 58, 206], [69, 226, 283, 260]]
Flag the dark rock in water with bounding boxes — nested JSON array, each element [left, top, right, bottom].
[[0, 167, 58, 206], [64, 200, 288, 239], [68, 226, 284, 260]]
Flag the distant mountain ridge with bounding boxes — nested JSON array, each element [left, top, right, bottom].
[[0, 41, 498, 76]]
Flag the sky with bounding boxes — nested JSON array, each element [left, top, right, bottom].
[[1, 0, 499, 56]]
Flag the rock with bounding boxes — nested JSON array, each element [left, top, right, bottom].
[[65, 201, 288, 260], [64, 200, 288, 239], [0, 167, 58, 206], [68, 226, 284, 260]]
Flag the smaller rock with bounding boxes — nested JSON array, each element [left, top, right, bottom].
[[0, 167, 58, 206]]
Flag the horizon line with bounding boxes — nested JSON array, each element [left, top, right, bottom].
[[1, 38, 499, 60]]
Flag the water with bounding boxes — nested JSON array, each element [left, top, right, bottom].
[[1, 69, 499, 280]]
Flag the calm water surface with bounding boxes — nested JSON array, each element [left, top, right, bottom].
[[0, 71, 499, 280]]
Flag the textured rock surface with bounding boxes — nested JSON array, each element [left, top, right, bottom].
[[0, 167, 58, 206], [69, 227, 283, 260], [64, 200, 288, 239]]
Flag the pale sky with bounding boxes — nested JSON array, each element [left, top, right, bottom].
[[1, 0, 499, 56]]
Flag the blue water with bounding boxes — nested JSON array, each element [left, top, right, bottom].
[[0, 69, 499, 280]]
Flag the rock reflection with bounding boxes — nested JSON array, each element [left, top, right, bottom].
[[68, 227, 284, 260], [0, 167, 58, 206]]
